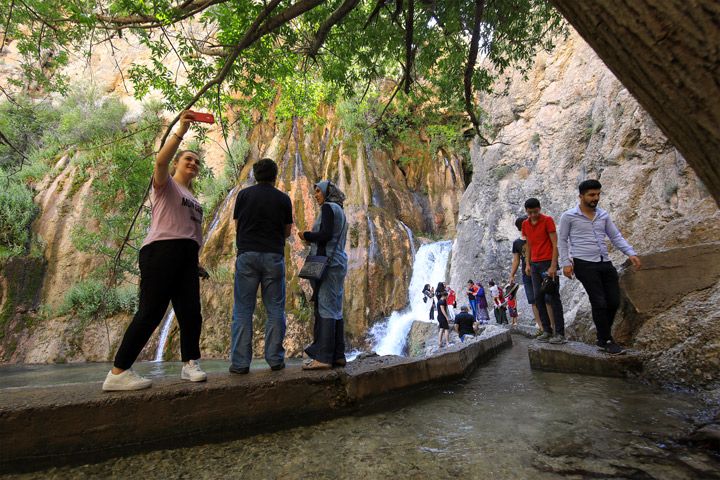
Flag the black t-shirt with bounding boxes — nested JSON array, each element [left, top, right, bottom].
[[437, 298, 449, 322], [233, 183, 293, 255], [512, 237, 527, 273], [455, 312, 475, 336]]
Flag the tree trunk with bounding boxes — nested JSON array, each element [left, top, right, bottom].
[[550, 0, 720, 206]]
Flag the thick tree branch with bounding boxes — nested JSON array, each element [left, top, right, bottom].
[[306, 0, 360, 58], [364, 0, 389, 28], [95, 0, 228, 30], [0, 0, 14, 53], [403, 0, 414, 93], [463, 0, 492, 146]]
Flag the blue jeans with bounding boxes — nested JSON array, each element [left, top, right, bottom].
[[469, 298, 478, 320], [231, 252, 286, 369]]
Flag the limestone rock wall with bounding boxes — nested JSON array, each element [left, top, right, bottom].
[[450, 30, 720, 390]]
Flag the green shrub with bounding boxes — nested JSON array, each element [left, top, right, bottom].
[[0, 171, 38, 259], [59, 280, 137, 320], [54, 87, 127, 146], [491, 164, 514, 181]]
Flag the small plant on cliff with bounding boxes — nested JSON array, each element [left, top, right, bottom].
[[491, 164, 514, 181], [0, 169, 38, 260], [58, 279, 137, 320]]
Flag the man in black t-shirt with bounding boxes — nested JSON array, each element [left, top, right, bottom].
[[230, 158, 293, 374], [454, 306, 477, 342]]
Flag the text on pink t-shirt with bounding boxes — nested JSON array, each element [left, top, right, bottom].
[[142, 175, 203, 248]]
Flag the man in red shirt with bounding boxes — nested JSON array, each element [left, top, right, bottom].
[[521, 198, 566, 343]]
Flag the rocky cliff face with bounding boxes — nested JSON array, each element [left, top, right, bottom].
[[450, 31, 720, 391]]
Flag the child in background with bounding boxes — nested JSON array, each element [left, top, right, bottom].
[[507, 295, 518, 327]]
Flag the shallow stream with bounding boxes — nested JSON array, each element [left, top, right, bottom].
[[4, 337, 719, 479]]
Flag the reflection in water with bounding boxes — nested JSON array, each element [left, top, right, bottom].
[[7, 337, 719, 479]]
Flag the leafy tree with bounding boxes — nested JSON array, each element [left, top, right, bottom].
[[0, 0, 565, 147]]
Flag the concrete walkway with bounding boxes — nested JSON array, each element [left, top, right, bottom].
[[0, 330, 510, 472]]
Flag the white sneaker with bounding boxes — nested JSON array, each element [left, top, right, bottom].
[[181, 359, 207, 382], [102, 369, 152, 391]]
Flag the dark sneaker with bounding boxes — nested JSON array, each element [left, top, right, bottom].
[[537, 332, 552, 343], [229, 366, 250, 374], [549, 334, 567, 344], [334, 358, 347, 367], [270, 362, 285, 371], [604, 341, 625, 355]]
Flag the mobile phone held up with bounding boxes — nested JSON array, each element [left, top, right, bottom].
[[187, 110, 215, 124]]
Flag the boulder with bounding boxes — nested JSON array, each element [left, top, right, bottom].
[[528, 340, 643, 378]]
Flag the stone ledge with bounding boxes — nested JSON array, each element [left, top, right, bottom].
[[528, 340, 643, 378], [0, 331, 511, 472]]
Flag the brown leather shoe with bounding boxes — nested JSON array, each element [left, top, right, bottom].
[[302, 359, 332, 370]]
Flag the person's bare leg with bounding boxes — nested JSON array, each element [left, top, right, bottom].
[[438, 329, 444, 347], [547, 303, 556, 332], [532, 304, 542, 330], [111, 367, 125, 374]]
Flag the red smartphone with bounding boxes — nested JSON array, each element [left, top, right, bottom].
[[187, 110, 215, 124]]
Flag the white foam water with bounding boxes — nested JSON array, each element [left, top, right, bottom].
[[369, 240, 452, 356]]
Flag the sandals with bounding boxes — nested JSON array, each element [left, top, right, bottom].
[[302, 359, 332, 370]]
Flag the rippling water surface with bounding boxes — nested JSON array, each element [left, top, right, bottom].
[[6, 337, 719, 479]]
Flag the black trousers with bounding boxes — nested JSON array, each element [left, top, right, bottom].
[[114, 239, 202, 369], [305, 300, 345, 365], [530, 260, 565, 335], [573, 258, 620, 345]]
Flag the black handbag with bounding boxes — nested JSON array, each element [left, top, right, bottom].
[[298, 208, 347, 281]]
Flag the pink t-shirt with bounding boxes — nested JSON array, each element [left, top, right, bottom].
[[142, 175, 203, 248]]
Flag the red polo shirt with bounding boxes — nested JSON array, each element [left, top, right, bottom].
[[521, 214, 556, 262]]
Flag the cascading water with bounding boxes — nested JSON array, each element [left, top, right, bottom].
[[369, 240, 452, 356], [398, 221, 416, 258], [154, 308, 176, 362]]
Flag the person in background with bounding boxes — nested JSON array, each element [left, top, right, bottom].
[[300, 180, 349, 369], [454, 306, 477, 342], [507, 293, 518, 327], [436, 291, 451, 348], [423, 283, 436, 320], [103, 111, 207, 391], [447, 286, 457, 320], [489, 280, 508, 325], [466, 280, 480, 320], [475, 281, 490, 324], [559, 179, 642, 355], [522, 198, 566, 344], [508, 215, 543, 334], [230, 158, 293, 374]]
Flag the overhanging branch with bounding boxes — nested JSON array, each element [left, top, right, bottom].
[[306, 0, 360, 59]]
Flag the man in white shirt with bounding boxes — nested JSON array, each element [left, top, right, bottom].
[[558, 179, 641, 355]]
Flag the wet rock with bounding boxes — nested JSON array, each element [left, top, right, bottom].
[[528, 340, 643, 378], [687, 423, 720, 452]]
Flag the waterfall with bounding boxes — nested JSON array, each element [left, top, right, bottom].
[[207, 186, 238, 240], [366, 213, 377, 259], [154, 308, 175, 362], [369, 240, 452, 356], [398, 221, 416, 258]]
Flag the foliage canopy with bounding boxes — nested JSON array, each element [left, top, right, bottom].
[[0, 0, 565, 144]]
